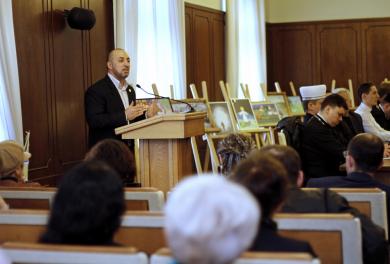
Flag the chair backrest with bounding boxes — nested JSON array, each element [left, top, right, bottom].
[[1, 242, 148, 264], [0, 187, 56, 210], [150, 248, 319, 264], [302, 187, 388, 239], [123, 187, 164, 211], [275, 213, 362, 264]]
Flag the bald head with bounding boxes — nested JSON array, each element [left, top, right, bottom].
[[348, 133, 384, 173], [107, 49, 130, 81]]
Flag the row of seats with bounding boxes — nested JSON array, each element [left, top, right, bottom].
[[1, 242, 318, 264], [0, 210, 361, 264]]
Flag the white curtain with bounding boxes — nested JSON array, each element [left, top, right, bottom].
[[114, 0, 186, 99], [0, 0, 23, 142], [226, 0, 267, 101]]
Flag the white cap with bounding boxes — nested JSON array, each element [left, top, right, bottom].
[[165, 174, 260, 264], [299, 85, 327, 101]]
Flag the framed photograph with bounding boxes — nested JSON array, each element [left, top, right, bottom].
[[251, 101, 281, 127], [137, 98, 173, 115], [231, 98, 258, 130], [267, 92, 291, 118], [287, 96, 305, 116], [171, 99, 215, 129], [209, 102, 234, 133]]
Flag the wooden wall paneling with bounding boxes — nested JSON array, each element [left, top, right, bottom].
[[185, 7, 194, 97], [316, 22, 361, 96], [267, 24, 317, 94], [361, 20, 390, 85], [211, 13, 225, 101], [12, 0, 55, 180]]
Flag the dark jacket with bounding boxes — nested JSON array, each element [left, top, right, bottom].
[[300, 114, 347, 180], [303, 112, 313, 125], [84, 75, 144, 148], [250, 218, 316, 257], [371, 105, 390, 131], [336, 110, 364, 145], [283, 188, 388, 264]]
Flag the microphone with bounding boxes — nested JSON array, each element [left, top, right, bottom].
[[135, 84, 195, 113]]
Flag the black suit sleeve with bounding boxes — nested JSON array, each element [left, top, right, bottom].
[[85, 86, 127, 129]]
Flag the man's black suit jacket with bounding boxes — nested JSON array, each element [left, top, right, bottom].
[[85, 75, 144, 148], [371, 105, 390, 130]]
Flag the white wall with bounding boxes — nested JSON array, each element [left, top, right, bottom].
[[185, 0, 223, 11], [266, 0, 390, 23]]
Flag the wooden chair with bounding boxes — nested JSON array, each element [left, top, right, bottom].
[[0, 187, 56, 210], [123, 187, 164, 211], [150, 248, 319, 264], [275, 213, 362, 264], [1, 242, 148, 264]]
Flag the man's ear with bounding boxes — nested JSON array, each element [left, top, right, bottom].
[[107, 61, 112, 70], [346, 155, 354, 170], [296, 170, 304, 187]]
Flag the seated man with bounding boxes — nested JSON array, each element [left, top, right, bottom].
[[307, 133, 390, 236], [84, 139, 140, 187], [231, 151, 316, 256], [300, 94, 348, 180], [261, 145, 388, 264], [165, 174, 260, 264], [355, 82, 390, 141], [371, 81, 390, 130], [0, 140, 38, 187], [299, 84, 327, 124]]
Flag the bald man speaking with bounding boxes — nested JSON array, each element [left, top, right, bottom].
[[85, 48, 157, 149]]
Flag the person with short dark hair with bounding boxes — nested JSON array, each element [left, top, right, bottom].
[[231, 151, 316, 256], [371, 81, 390, 130], [84, 139, 140, 187], [308, 133, 390, 236], [261, 145, 388, 264], [40, 161, 125, 245], [216, 133, 255, 176], [300, 94, 348, 180], [355, 82, 390, 141]]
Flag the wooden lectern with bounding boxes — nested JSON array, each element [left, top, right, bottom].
[[115, 112, 206, 193]]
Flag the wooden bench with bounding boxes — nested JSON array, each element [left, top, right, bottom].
[[150, 248, 319, 264], [302, 187, 388, 238], [0, 187, 164, 211], [1, 242, 148, 264], [275, 213, 362, 264]]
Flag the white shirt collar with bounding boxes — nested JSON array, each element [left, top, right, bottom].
[[108, 73, 128, 91], [358, 102, 372, 112]]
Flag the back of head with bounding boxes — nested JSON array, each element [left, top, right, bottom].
[[231, 151, 288, 219], [378, 81, 390, 98], [0, 140, 28, 177], [165, 175, 260, 264], [348, 133, 383, 173], [358, 82, 374, 102], [320, 93, 348, 111], [217, 134, 256, 176], [85, 139, 135, 185], [40, 160, 125, 245], [260, 145, 301, 186]]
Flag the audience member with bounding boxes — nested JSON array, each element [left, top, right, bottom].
[[355, 82, 390, 141], [307, 133, 390, 235], [333, 88, 364, 143], [40, 161, 125, 245], [0, 140, 38, 187], [261, 145, 388, 264], [371, 81, 390, 130], [216, 134, 255, 176], [84, 139, 140, 187], [300, 94, 348, 180], [165, 175, 260, 264], [299, 85, 327, 124], [231, 151, 316, 256]]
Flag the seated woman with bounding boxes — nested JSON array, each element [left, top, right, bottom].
[[165, 174, 260, 264], [40, 160, 125, 245], [84, 139, 140, 187], [216, 133, 255, 176], [231, 151, 316, 256], [0, 140, 38, 187]]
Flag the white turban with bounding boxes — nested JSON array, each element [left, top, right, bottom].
[[165, 174, 261, 264]]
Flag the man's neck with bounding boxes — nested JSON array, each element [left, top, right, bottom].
[[108, 72, 126, 88]]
